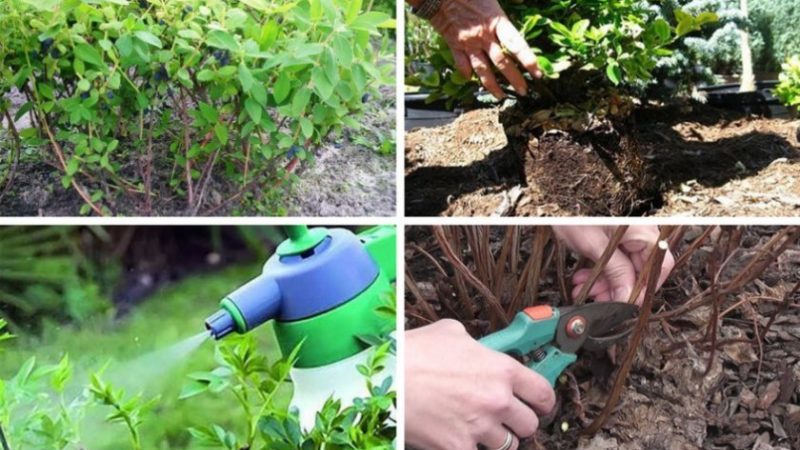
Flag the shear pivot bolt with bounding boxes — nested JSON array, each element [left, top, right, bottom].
[[567, 317, 586, 338]]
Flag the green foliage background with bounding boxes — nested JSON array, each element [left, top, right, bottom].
[[1, 263, 270, 450]]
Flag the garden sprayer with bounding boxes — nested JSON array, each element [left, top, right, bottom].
[[204, 225, 396, 429]]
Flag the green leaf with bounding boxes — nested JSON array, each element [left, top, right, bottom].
[[251, 83, 267, 106], [179, 380, 209, 400], [199, 103, 219, 123], [345, 0, 363, 23], [238, 64, 254, 92], [215, 124, 229, 145], [240, 0, 269, 11], [259, 21, 279, 49], [312, 67, 333, 100], [177, 68, 193, 88], [134, 31, 163, 48], [108, 71, 121, 89], [694, 12, 719, 27], [606, 61, 622, 85], [273, 72, 291, 103], [22, 0, 59, 10], [197, 70, 215, 82], [66, 158, 80, 175], [351, 12, 393, 32], [299, 117, 313, 139], [75, 44, 104, 67], [178, 29, 201, 40], [652, 19, 671, 43], [245, 98, 262, 123], [207, 30, 239, 51], [291, 88, 312, 116]]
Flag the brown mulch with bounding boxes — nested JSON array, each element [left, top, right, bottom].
[[405, 226, 800, 450], [405, 105, 800, 217]]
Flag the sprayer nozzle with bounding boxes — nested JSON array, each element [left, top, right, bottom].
[[205, 309, 235, 340]]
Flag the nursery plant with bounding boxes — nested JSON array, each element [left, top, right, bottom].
[[408, 0, 717, 108], [776, 55, 800, 109], [0, 0, 394, 215]]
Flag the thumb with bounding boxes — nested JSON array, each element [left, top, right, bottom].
[[603, 249, 637, 302]]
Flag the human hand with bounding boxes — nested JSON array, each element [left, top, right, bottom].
[[414, 0, 541, 99], [405, 319, 556, 450], [552, 226, 675, 304]]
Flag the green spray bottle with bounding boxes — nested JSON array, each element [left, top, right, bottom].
[[204, 225, 396, 429]]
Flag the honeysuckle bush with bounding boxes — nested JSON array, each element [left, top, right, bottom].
[[0, 319, 396, 450], [776, 56, 800, 109], [0, 0, 394, 215], [407, 0, 717, 109]]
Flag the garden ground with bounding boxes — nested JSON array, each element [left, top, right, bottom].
[[405, 105, 800, 217], [405, 226, 800, 450], [287, 85, 396, 217]]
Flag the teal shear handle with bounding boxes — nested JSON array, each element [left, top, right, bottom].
[[479, 306, 577, 386]]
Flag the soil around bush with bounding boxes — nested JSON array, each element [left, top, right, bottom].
[[405, 104, 800, 217]]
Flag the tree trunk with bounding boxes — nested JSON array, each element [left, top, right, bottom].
[[739, 0, 756, 92]]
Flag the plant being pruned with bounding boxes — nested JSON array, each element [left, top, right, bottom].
[[0, 0, 394, 215]]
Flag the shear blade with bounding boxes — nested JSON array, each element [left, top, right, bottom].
[[556, 302, 639, 353]]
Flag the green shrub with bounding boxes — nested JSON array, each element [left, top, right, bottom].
[[0, 226, 110, 329], [408, 0, 716, 107], [0, 332, 395, 450], [0, 0, 394, 215], [776, 55, 800, 108], [751, 0, 800, 72]]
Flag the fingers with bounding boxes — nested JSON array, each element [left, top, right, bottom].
[[500, 398, 539, 439], [495, 17, 542, 79], [469, 51, 504, 100], [453, 50, 472, 79], [509, 361, 556, 415], [487, 42, 527, 96], [602, 248, 638, 302], [658, 246, 676, 290], [478, 427, 519, 450]]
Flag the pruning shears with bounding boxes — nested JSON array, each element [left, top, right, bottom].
[[479, 303, 638, 386]]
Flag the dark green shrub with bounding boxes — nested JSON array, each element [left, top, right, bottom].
[[751, 0, 800, 72]]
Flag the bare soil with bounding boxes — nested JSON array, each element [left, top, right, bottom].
[[405, 226, 800, 450], [287, 85, 396, 217], [405, 105, 800, 217]]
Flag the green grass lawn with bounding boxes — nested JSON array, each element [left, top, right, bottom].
[[2, 262, 291, 450]]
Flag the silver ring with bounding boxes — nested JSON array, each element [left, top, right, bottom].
[[493, 431, 514, 450]]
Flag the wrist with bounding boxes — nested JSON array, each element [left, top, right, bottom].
[[410, 0, 444, 20]]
